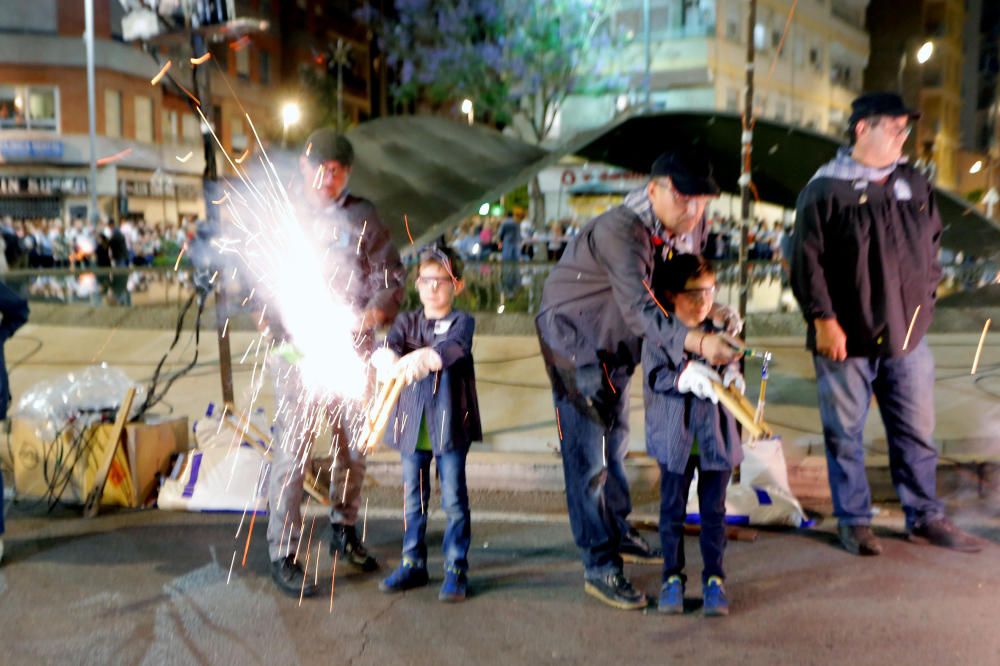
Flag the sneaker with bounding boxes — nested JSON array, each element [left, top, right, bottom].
[[619, 527, 663, 564], [908, 516, 982, 553], [657, 575, 684, 615], [584, 571, 647, 610], [702, 576, 729, 617], [438, 567, 468, 603], [271, 555, 317, 598], [378, 560, 429, 593], [330, 523, 379, 572], [838, 524, 883, 556]]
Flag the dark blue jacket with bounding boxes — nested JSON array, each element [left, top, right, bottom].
[[0, 281, 29, 419], [642, 322, 742, 474], [382, 309, 482, 455]]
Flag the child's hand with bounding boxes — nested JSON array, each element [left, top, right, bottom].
[[676, 362, 722, 403], [396, 347, 443, 384], [370, 347, 399, 383], [722, 364, 746, 395]]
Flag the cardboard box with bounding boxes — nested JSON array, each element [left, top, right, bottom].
[[10, 416, 190, 507]]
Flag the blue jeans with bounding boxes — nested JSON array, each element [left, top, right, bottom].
[[659, 458, 729, 584], [813, 339, 944, 529], [401, 449, 471, 573], [547, 363, 633, 577]]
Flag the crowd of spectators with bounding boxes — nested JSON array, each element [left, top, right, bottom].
[[0, 215, 201, 272]]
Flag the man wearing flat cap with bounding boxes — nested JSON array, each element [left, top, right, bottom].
[[264, 128, 406, 597], [791, 92, 980, 556], [536, 150, 744, 610]]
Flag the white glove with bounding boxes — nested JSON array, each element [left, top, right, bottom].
[[370, 347, 399, 383], [722, 364, 746, 395], [676, 362, 722, 404], [396, 347, 443, 384], [711, 302, 744, 336]]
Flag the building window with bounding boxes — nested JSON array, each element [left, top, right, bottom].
[[0, 85, 58, 131], [182, 113, 200, 143], [135, 95, 154, 143], [163, 109, 179, 143], [260, 50, 271, 85], [105, 89, 122, 137], [236, 46, 250, 80], [726, 87, 739, 112], [809, 45, 823, 72]]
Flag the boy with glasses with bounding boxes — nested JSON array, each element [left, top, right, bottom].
[[372, 245, 482, 602], [642, 254, 744, 617]]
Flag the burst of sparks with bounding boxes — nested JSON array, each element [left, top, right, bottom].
[[241, 509, 257, 567], [176, 151, 194, 163], [972, 318, 991, 375], [362, 497, 369, 542], [902, 305, 921, 351], [173, 242, 187, 271], [329, 551, 339, 612], [404, 214, 414, 244], [150, 60, 172, 85], [190, 52, 212, 65], [96, 147, 132, 166]]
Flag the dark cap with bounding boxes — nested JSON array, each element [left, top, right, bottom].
[[650, 150, 720, 196], [848, 92, 920, 126], [303, 128, 354, 166]]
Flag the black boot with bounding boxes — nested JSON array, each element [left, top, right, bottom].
[[330, 523, 379, 572], [271, 554, 317, 597], [619, 526, 663, 564]]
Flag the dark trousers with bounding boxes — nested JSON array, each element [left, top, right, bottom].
[[813, 339, 943, 529], [546, 362, 633, 577], [659, 457, 729, 584], [401, 449, 471, 573]]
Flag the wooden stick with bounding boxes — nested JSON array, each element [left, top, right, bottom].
[[360, 376, 405, 453], [971, 318, 991, 375], [83, 387, 137, 518], [712, 381, 768, 439]]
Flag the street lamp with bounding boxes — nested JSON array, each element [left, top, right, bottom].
[[970, 160, 983, 175], [461, 98, 474, 125], [898, 40, 934, 94], [281, 101, 301, 148], [916, 41, 934, 65]]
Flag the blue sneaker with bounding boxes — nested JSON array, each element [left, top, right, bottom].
[[657, 575, 684, 614], [702, 576, 729, 617], [438, 567, 468, 603], [378, 560, 429, 594]]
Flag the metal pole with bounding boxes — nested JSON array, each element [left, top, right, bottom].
[[84, 0, 99, 230], [737, 0, 757, 332], [897, 50, 907, 97], [643, 0, 651, 108]]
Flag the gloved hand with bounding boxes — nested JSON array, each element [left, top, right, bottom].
[[396, 347, 443, 384], [711, 302, 744, 336], [272, 341, 305, 365], [722, 364, 746, 395], [370, 347, 399, 383], [676, 361, 722, 403]]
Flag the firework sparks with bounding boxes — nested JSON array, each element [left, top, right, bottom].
[[362, 497, 369, 542], [176, 151, 194, 163], [190, 52, 212, 66], [972, 318, 991, 375], [641, 278, 670, 319], [404, 214, 414, 244], [241, 509, 257, 567], [329, 551, 339, 612], [173, 242, 187, 271], [227, 549, 237, 585], [150, 60, 172, 85], [555, 407, 563, 441], [96, 147, 132, 166], [903, 305, 921, 351]]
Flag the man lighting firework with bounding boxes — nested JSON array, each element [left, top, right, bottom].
[[535, 151, 743, 610], [265, 129, 405, 597], [791, 92, 980, 556]]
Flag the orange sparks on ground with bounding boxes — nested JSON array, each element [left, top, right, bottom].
[[96, 147, 132, 166], [176, 151, 194, 163], [173, 242, 187, 271], [404, 214, 414, 244], [190, 52, 212, 66], [972, 318, 991, 375], [241, 509, 257, 567], [641, 278, 670, 319], [150, 60, 172, 85], [902, 305, 921, 351]]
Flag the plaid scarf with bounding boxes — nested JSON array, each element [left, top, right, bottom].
[[622, 186, 698, 254], [810, 147, 905, 184]]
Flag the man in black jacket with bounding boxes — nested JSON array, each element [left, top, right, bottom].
[[791, 92, 980, 556], [265, 129, 406, 596], [536, 151, 743, 610]]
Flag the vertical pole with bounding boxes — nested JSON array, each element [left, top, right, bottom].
[[84, 0, 99, 230], [643, 0, 651, 107], [191, 33, 234, 406], [737, 0, 757, 331], [336, 38, 345, 131]]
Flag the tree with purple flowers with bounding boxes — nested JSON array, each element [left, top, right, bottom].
[[361, 0, 625, 221]]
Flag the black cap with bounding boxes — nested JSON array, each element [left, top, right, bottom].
[[303, 128, 354, 166], [650, 150, 720, 196], [848, 92, 920, 126]]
